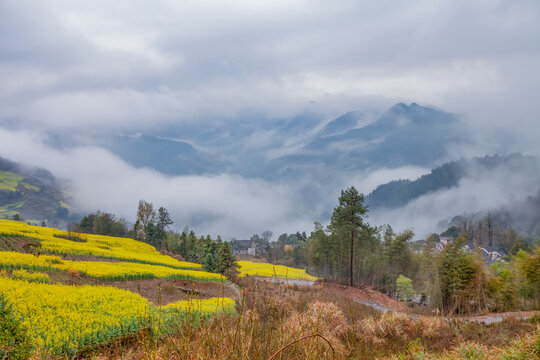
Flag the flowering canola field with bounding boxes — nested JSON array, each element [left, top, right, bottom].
[[0, 219, 201, 269], [0, 276, 150, 355], [0, 251, 223, 282], [237, 260, 319, 281], [0, 277, 235, 355], [0, 220, 237, 356], [163, 296, 236, 314], [10, 269, 50, 283]]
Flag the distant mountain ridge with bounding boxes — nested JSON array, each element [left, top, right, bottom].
[[302, 102, 460, 168], [0, 157, 69, 224], [317, 111, 362, 137], [106, 134, 227, 176], [365, 153, 540, 210], [103, 103, 466, 180]]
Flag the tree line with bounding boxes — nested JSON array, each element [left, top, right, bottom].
[[72, 200, 237, 277], [69, 189, 539, 314], [303, 186, 540, 314]]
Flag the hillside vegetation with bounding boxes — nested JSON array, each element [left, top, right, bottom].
[[0, 158, 69, 224], [365, 153, 540, 211]]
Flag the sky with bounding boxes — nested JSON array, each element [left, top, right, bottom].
[[0, 0, 539, 238]]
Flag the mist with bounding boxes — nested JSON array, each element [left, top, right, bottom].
[[370, 156, 540, 239], [1, 1, 539, 239]]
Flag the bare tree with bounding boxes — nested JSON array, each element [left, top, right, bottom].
[[487, 212, 493, 247], [261, 230, 273, 243], [136, 200, 156, 240]]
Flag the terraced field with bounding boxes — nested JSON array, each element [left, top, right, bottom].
[[0, 276, 235, 355], [0, 220, 235, 356], [0, 251, 224, 282], [237, 260, 319, 281], [0, 219, 201, 269]]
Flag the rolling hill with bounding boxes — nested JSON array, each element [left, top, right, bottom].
[[0, 157, 69, 224]]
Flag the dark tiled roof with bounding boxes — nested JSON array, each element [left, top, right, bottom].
[[233, 240, 253, 248]]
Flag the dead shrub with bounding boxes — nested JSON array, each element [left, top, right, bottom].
[[68, 269, 80, 277]]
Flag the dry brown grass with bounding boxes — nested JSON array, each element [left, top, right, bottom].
[[31, 278, 539, 359]]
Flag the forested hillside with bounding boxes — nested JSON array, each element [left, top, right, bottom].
[[366, 153, 540, 210]]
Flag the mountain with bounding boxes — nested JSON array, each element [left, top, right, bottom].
[[0, 157, 70, 224], [106, 134, 227, 176], [275, 112, 323, 136], [103, 103, 465, 180], [302, 103, 461, 167], [261, 103, 463, 181], [365, 153, 540, 210], [491, 189, 540, 236], [317, 111, 363, 137]]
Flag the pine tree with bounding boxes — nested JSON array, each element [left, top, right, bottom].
[[330, 186, 369, 286], [216, 241, 238, 277]]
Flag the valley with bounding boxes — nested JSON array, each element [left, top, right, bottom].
[[1, 2, 539, 358]]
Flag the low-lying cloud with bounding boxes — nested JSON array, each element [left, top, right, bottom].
[[0, 128, 318, 238], [370, 158, 540, 239]]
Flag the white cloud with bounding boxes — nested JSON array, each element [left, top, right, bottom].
[[370, 161, 540, 239], [0, 0, 538, 238], [0, 0, 538, 139], [0, 127, 314, 238], [348, 166, 430, 196]]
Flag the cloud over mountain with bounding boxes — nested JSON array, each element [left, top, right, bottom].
[[0, 1, 538, 238]]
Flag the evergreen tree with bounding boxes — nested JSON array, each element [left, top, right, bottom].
[[216, 241, 238, 277], [144, 223, 160, 248], [330, 186, 369, 286]]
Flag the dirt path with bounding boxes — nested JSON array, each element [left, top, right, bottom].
[[449, 311, 540, 324], [321, 282, 540, 324], [323, 283, 410, 313]]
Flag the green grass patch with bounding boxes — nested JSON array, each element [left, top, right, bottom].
[[59, 201, 71, 209], [0, 210, 19, 219], [20, 181, 39, 191], [0, 171, 24, 192]]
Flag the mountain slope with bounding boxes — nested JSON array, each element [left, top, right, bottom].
[[266, 103, 464, 179], [305, 103, 460, 165], [0, 157, 69, 223], [102, 103, 465, 180], [106, 134, 227, 175], [365, 153, 540, 210], [317, 111, 363, 137]]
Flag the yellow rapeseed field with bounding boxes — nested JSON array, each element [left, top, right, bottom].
[[0, 277, 150, 355], [0, 219, 201, 269], [0, 251, 224, 282], [236, 260, 319, 281], [57, 259, 224, 282], [10, 269, 50, 283], [0, 277, 236, 355], [0, 220, 237, 356], [0, 251, 62, 271], [162, 297, 236, 314]]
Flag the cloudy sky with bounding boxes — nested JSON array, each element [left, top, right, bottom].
[[0, 0, 539, 238]]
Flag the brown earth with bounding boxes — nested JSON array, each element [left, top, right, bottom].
[[45, 270, 238, 305], [2, 236, 40, 253], [107, 278, 237, 305], [322, 282, 410, 312]]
